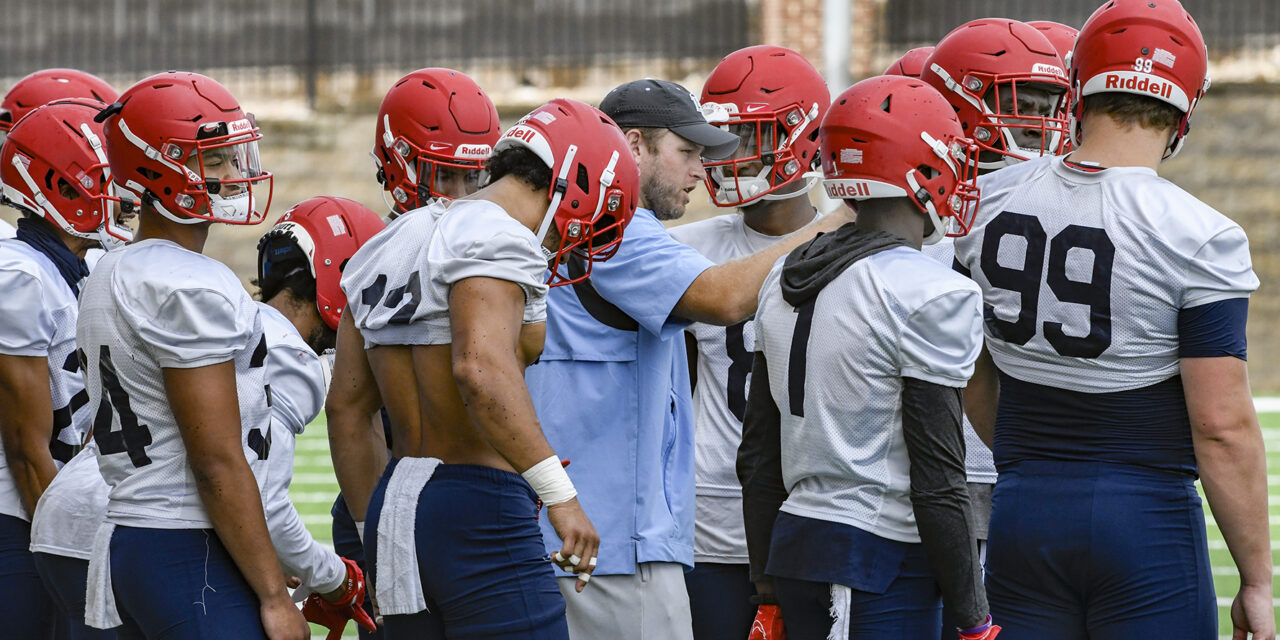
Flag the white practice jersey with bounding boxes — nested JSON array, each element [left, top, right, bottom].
[[77, 239, 271, 529], [257, 304, 344, 593], [921, 238, 997, 485], [342, 199, 548, 347], [756, 246, 983, 543], [669, 213, 789, 563], [30, 441, 108, 559], [952, 156, 1258, 393], [0, 218, 15, 239], [0, 239, 91, 520]]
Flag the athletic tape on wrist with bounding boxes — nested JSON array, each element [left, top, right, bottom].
[[522, 455, 578, 505]]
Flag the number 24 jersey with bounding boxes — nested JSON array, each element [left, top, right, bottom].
[[77, 239, 270, 529], [953, 156, 1257, 394]]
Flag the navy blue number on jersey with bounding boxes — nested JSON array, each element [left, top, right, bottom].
[[48, 352, 89, 463], [787, 300, 817, 417], [89, 346, 154, 467], [725, 321, 752, 422], [360, 272, 423, 325], [980, 211, 1115, 358], [246, 336, 272, 460]]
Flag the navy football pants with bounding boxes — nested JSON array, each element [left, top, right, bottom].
[[366, 460, 569, 639], [0, 513, 57, 639], [986, 461, 1216, 639], [108, 527, 266, 640], [685, 562, 755, 640], [33, 552, 117, 639]]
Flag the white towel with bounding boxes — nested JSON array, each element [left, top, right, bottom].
[[374, 457, 441, 615], [85, 522, 121, 629], [827, 583, 851, 640]]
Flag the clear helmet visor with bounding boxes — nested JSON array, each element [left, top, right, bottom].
[[186, 136, 269, 223]]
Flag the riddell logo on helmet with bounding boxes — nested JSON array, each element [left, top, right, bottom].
[[1104, 74, 1173, 99], [824, 181, 872, 198], [228, 119, 252, 134], [1032, 63, 1066, 78], [455, 144, 491, 160], [505, 126, 538, 144]]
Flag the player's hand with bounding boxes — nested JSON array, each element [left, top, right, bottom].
[[546, 497, 599, 593], [284, 574, 302, 590], [957, 616, 1001, 640], [303, 557, 377, 640], [260, 594, 309, 640], [747, 604, 785, 639], [1231, 583, 1276, 640]]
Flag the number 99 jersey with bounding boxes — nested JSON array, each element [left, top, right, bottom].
[[76, 240, 271, 528], [953, 155, 1257, 395]]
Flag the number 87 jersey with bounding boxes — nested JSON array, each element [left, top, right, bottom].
[[953, 155, 1257, 412]]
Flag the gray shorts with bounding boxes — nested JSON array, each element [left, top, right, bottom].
[[558, 561, 693, 640]]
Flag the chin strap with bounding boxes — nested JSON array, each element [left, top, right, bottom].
[[535, 143, 577, 244]]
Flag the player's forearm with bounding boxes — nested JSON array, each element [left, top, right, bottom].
[[0, 357, 58, 512], [327, 407, 386, 521], [191, 454, 292, 604], [738, 353, 787, 583], [454, 354, 556, 471], [3, 448, 57, 514], [902, 377, 989, 628], [1195, 427, 1273, 588]]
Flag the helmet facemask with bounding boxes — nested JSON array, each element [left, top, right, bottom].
[[931, 63, 1070, 171], [700, 100, 822, 206]]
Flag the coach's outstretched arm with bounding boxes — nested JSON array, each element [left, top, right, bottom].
[[327, 310, 388, 524], [674, 208, 855, 326], [450, 275, 599, 591], [1182, 356, 1275, 640], [166, 362, 309, 640]]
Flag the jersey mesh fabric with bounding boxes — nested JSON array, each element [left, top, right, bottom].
[[77, 240, 270, 528], [755, 247, 983, 543], [342, 199, 548, 347], [922, 238, 997, 485], [0, 240, 91, 520], [952, 156, 1258, 394], [670, 213, 794, 563]]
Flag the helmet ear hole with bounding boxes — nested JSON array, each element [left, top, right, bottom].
[[575, 163, 590, 195], [916, 165, 941, 180]]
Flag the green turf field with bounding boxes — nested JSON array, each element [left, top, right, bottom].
[[291, 413, 1280, 639]]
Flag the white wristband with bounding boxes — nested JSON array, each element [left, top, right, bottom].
[[355, 520, 365, 545], [522, 455, 578, 505]]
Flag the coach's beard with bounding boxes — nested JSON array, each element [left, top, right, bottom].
[[642, 173, 687, 221]]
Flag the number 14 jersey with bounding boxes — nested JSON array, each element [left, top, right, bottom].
[[77, 239, 270, 529], [953, 156, 1257, 395]]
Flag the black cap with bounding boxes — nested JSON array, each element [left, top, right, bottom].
[[599, 79, 740, 160]]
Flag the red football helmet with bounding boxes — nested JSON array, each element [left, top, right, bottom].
[[884, 47, 935, 78], [373, 68, 501, 212], [820, 76, 981, 244], [97, 72, 272, 225], [258, 196, 386, 330], [922, 19, 1070, 171], [0, 69, 117, 134], [1070, 0, 1208, 159], [0, 98, 131, 248], [1026, 21, 1079, 61], [493, 98, 639, 287], [700, 45, 831, 207]]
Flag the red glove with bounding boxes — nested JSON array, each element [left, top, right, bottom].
[[958, 616, 1001, 640], [302, 557, 377, 640], [748, 604, 786, 640]]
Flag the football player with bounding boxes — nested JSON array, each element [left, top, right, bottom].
[[739, 74, 997, 639], [326, 76, 500, 631], [1026, 21, 1079, 62], [915, 22, 1069, 635], [666, 46, 830, 640], [78, 72, 308, 639], [952, 1, 1273, 638], [336, 99, 635, 637], [0, 96, 123, 639], [369, 68, 501, 221], [253, 197, 384, 640], [922, 18, 1070, 174], [884, 46, 935, 78], [0, 69, 117, 144]]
